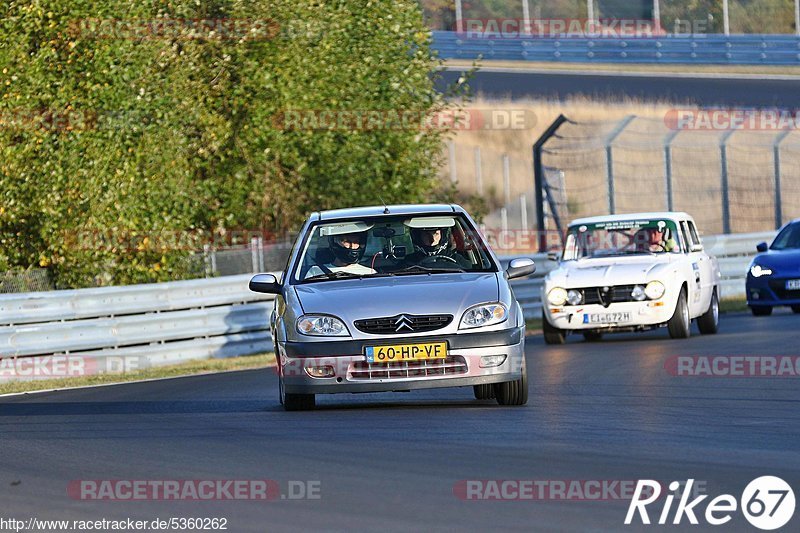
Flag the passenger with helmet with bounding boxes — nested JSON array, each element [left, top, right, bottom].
[[632, 226, 678, 253], [304, 229, 376, 279], [405, 224, 471, 269]]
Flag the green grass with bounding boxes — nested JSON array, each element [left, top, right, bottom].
[[719, 297, 749, 314], [0, 353, 275, 396]]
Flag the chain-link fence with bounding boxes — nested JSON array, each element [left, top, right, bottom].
[[537, 114, 800, 237], [0, 269, 54, 294]]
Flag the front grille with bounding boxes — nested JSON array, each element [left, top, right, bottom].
[[578, 285, 638, 307], [354, 314, 453, 334], [349, 355, 467, 380], [768, 279, 800, 300]]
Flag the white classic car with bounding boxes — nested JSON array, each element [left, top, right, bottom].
[[542, 212, 721, 344]]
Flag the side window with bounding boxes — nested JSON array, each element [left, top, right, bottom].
[[679, 221, 693, 253], [687, 221, 701, 249]]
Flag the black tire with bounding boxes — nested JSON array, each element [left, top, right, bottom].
[[697, 289, 719, 335], [582, 331, 603, 342], [668, 289, 691, 339], [791, 306, 800, 314], [750, 306, 773, 316], [542, 311, 566, 345], [495, 358, 528, 406], [280, 377, 315, 411], [473, 384, 495, 400]]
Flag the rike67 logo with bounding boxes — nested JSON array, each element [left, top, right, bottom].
[[625, 477, 795, 530]]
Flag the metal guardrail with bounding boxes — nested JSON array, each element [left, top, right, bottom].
[[432, 31, 800, 65], [0, 231, 774, 382]]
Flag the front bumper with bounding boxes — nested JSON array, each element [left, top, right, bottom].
[[747, 275, 800, 307], [544, 300, 675, 331], [279, 326, 525, 394]]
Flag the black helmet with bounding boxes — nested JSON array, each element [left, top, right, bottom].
[[329, 232, 366, 264], [411, 227, 451, 256]]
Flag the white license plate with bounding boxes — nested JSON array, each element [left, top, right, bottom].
[[786, 279, 800, 290], [584, 312, 631, 324]]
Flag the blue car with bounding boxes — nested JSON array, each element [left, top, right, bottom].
[[747, 219, 800, 316]]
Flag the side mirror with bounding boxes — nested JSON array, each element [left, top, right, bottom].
[[249, 273, 281, 294], [690, 244, 704, 253], [547, 252, 560, 262], [506, 257, 536, 280], [756, 242, 768, 253]]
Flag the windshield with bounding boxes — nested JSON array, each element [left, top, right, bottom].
[[771, 222, 800, 250], [562, 219, 683, 260], [292, 214, 495, 282]]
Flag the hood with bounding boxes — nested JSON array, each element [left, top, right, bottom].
[[752, 249, 800, 275], [293, 273, 499, 323], [549, 255, 674, 287]]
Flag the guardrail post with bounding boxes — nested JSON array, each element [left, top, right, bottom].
[[604, 115, 636, 215], [719, 129, 736, 234], [663, 129, 680, 211], [533, 114, 569, 252], [772, 129, 792, 229]]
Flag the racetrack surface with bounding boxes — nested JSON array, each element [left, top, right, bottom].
[[1, 311, 798, 532], [437, 68, 800, 108]]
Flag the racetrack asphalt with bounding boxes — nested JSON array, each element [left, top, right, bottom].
[[1, 310, 798, 532], [436, 68, 800, 108]]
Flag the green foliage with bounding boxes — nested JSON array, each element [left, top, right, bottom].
[[0, 0, 449, 288]]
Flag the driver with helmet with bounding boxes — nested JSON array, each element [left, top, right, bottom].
[[633, 226, 678, 253], [406, 224, 471, 268], [304, 229, 376, 279]]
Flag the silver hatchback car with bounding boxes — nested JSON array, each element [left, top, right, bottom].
[[249, 204, 534, 410]]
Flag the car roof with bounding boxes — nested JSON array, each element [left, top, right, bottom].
[[568, 212, 693, 227], [315, 204, 462, 221]]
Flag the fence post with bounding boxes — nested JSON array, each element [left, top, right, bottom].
[[474, 146, 483, 194], [448, 140, 457, 183], [663, 129, 680, 211], [257, 237, 265, 272], [203, 244, 212, 278], [520, 194, 528, 232], [719, 129, 736, 234], [773, 130, 792, 229], [251, 237, 259, 273], [604, 115, 636, 215], [796, 0, 800, 36], [533, 114, 568, 252], [521, 0, 531, 34], [722, 0, 730, 35], [455, 0, 463, 32], [502, 154, 511, 207]]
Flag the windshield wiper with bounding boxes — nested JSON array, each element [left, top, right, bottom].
[[303, 271, 366, 282], [591, 250, 653, 257], [391, 265, 466, 275]]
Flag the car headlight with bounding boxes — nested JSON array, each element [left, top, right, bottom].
[[296, 315, 349, 336], [460, 303, 507, 329], [631, 285, 646, 301], [644, 281, 665, 300], [750, 264, 773, 278], [566, 289, 582, 305], [547, 287, 568, 306]]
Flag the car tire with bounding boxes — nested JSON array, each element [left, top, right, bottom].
[[750, 306, 773, 316], [697, 289, 719, 335], [792, 306, 800, 314], [495, 358, 528, 406], [668, 289, 691, 339], [473, 384, 495, 400], [280, 377, 315, 411], [582, 331, 603, 342], [542, 311, 566, 345]]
